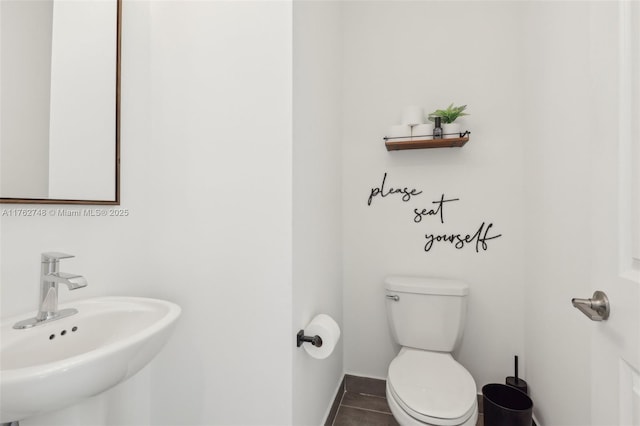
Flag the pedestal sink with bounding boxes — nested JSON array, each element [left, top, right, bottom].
[[0, 297, 181, 423]]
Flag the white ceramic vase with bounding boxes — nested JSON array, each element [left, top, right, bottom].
[[443, 122, 462, 139]]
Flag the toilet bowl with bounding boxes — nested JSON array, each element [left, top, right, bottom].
[[384, 276, 478, 426], [386, 348, 478, 426]]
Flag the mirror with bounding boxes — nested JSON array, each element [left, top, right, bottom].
[[0, 0, 121, 205]]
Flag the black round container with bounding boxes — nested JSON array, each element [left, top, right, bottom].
[[482, 383, 533, 426]]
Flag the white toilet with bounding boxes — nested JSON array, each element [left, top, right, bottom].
[[384, 276, 478, 426]]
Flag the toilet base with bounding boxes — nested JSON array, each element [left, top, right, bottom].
[[386, 382, 478, 426]]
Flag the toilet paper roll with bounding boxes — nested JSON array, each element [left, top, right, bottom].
[[411, 123, 433, 140], [401, 106, 425, 126], [387, 124, 412, 139], [303, 314, 341, 360]]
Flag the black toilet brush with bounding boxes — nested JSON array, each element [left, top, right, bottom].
[[506, 355, 528, 394]]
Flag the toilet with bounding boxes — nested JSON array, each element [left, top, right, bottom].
[[384, 276, 478, 426]]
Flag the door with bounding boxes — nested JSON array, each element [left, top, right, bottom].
[[588, 2, 640, 424]]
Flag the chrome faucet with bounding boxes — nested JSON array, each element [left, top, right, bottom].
[[13, 252, 88, 329]]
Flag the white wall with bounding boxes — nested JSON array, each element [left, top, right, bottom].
[[292, 1, 343, 424], [1, 1, 294, 425], [147, 2, 293, 424], [341, 1, 527, 391]]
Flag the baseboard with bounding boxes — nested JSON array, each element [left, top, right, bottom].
[[323, 375, 345, 426], [343, 370, 387, 382]]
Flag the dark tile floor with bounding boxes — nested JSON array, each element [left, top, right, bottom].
[[329, 375, 484, 426], [331, 375, 397, 426]]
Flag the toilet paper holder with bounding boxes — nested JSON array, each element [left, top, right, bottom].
[[296, 330, 323, 348]]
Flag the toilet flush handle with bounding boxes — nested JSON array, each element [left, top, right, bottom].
[[386, 295, 399, 302]]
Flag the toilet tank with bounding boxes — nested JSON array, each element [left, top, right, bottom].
[[384, 276, 469, 352]]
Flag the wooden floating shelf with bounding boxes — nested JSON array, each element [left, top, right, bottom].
[[384, 136, 469, 151]]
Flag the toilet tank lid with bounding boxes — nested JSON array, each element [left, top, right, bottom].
[[384, 276, 469, 296]]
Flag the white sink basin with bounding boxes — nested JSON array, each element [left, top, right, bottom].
[[0, 296, 181, 423]]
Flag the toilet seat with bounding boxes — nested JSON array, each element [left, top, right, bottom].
[[387, 382, 477, 426], [387, 348, 477, 425]]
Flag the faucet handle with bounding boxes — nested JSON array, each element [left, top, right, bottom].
[[41, 252, 75, 263]]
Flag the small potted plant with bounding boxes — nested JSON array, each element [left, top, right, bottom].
[[428, 103, 468, 139]]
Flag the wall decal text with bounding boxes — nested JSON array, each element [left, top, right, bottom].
[[424, 222, 502, 253], [367, 173, 502, 253], [413, 194, 460, 224], [367, 172, 422, 206]]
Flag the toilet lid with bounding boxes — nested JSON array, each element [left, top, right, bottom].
[[388, 349, 477, 423]]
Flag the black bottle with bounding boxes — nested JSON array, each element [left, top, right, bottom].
[[433, 117, 443, 139]]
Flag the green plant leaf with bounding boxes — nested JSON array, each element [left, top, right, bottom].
[[428, 103, 469, 124]]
